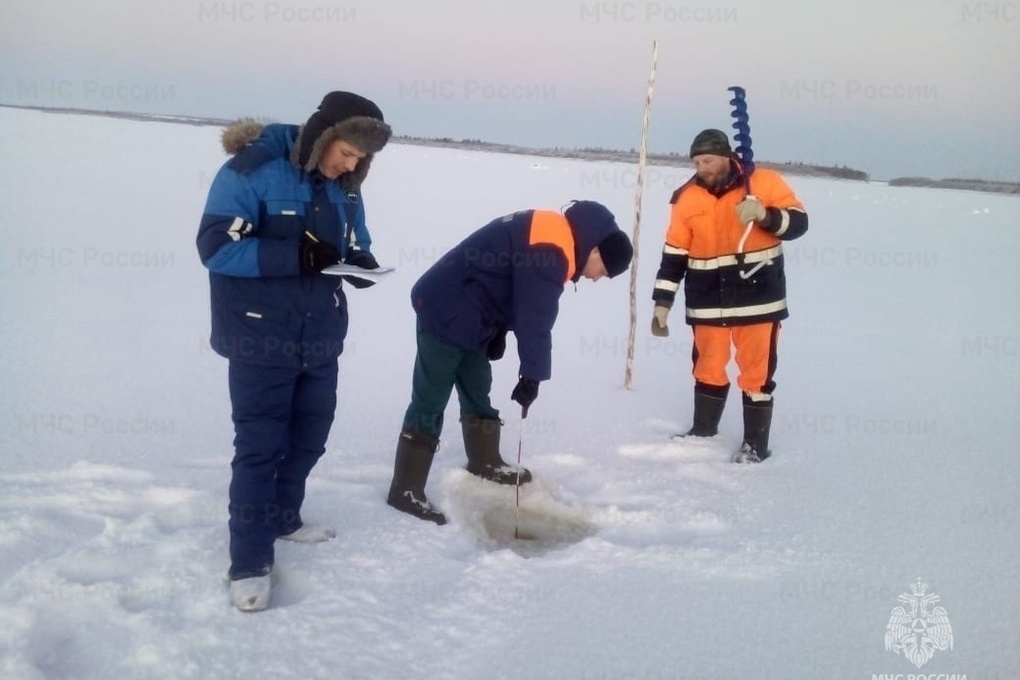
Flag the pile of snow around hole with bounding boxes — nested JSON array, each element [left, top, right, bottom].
[[442, 471, 596, 557]]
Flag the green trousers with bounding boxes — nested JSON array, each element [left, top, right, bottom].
[[402, 325, 500, 438]]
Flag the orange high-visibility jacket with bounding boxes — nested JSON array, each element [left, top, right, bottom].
[[653, 163, 807, 326]]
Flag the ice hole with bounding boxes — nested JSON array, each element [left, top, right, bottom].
[[445, 471, 597, 557], [479, 505, 595, 557]]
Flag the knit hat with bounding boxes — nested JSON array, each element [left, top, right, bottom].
[[597, 230, 634, 278], [689, 128, 732, 158], [290, 91, 392, 190], [563, 200, 633, 279]]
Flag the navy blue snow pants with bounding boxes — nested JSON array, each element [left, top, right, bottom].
[[227, 359, 337, 580]]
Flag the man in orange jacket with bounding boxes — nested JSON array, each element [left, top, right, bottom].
[[651, 129, 808, 463]]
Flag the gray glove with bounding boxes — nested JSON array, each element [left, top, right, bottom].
[[736, 197, 767, 225], [651, 305, 670, 337]]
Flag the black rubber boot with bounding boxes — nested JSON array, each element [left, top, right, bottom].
[[461, 415, 532, 485], [735, 396, 773, 464], [682, 383, 729, 437], [386, 431, 447, 525]]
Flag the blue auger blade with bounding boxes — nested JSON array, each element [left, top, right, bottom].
[[727, 85, 754, 172]]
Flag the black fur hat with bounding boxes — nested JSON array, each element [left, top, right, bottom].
[[290, 91, 392, 190]]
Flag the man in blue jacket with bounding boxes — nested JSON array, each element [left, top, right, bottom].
[[196, 91, 391, 611], [387, 201, 634, 525]]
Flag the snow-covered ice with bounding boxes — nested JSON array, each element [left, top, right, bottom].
[[1, 108, 1017, 679]]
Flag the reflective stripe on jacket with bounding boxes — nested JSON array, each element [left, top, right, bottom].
[[653, 164, 807, 326]]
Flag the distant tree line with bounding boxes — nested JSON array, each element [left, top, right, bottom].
[[6, 104, 1017, 195], [888, 177, 1020, 195], [397, 135, 873, 182]]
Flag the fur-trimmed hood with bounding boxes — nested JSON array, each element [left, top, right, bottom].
[[219, 120, 295, 178], [221, 119, 268, 155]]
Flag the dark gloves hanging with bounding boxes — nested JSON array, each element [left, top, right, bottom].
[[486, 329, 508, 361]]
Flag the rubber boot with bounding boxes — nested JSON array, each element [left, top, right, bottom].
[[386, 430, 447, 525], [735, 396, 773, 464], [679, 383, 729, 438], [461, 415, 532, 485]]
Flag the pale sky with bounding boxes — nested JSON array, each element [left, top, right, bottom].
[[2, 0, 1018, 181]]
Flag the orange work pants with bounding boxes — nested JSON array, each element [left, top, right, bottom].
[[691, 322, 780, 397]]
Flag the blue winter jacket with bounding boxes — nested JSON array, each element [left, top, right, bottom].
[[412, 209, 616, 382], [196, 123, 372, 367]]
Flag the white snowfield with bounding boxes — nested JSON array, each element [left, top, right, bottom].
[[1, 108, 1017, 680]]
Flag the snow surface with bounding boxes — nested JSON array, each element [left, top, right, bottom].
[[1, 107, 1018, 679]]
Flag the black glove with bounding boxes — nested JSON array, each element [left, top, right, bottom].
[[486, 329, 507, 361], [341, 249, 379, 289], [345, 249, 379, 270], [299, 238, 341, 274], [511, 377, 540, 417]]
